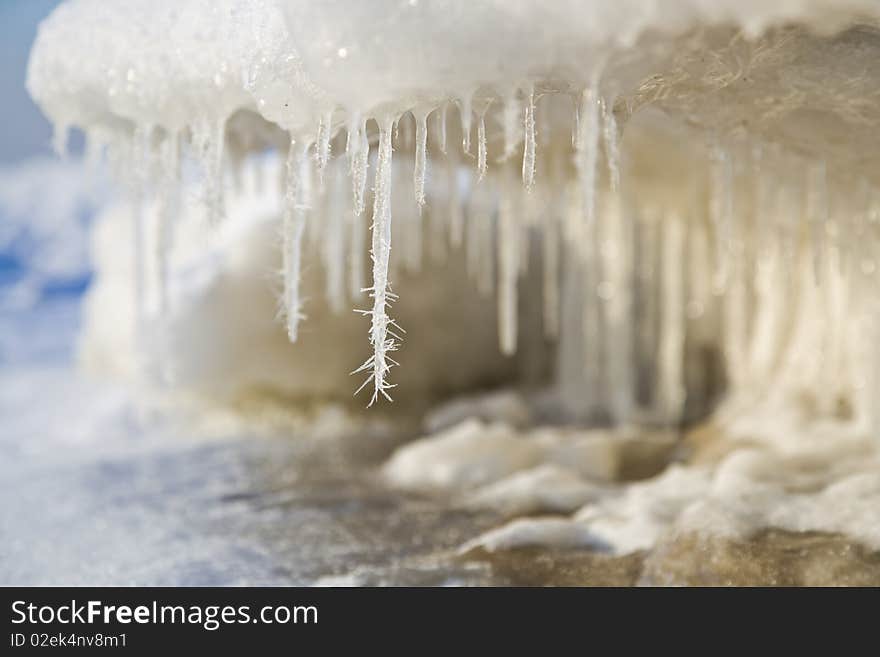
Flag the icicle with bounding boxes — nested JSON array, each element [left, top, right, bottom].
[[347, 116, 369, 216], [522, 87, 536, 191], [130, 126, 149, 340], [253, 155, 266, 195], [282, 138, 312, 342], [204, 117, 227, 226], [709, 144, 733, 292], [580, 186, 608, 416], [354, 118, 400, 405], [133, 195, 146, 332], [316, 109, 333, 182], [349, 198, 366, 300], [574, 86, 600, 227], [478, 202, 494, 296], [807, 160, 828, 286], [601, 195, 634, 424], [323, 160, 347, 314], [52, 122, 70, 158], [447, 147, 464, 247], [498, 172, 519, 355], [601, 96, 620, 192], [156, 131, 181, 316], [657, 214, 686, 426], [723, 209, 749, 391], [477, 114, 488, 181], [519, 189, 532, 275], [543, 205, 560, 339], [435, 103, 448, 154], [459, 93, 472, 154], [413, 109, 428, 209], [83, 128, 108, 171], [466, 190, 483, 285]]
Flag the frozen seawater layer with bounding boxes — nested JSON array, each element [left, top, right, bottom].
[[30, 1, 880, 139]]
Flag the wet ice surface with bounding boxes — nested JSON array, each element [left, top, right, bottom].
[[5, 364, 879, 587], [3, 301, 880, 586], [0, 366, 501, 585]]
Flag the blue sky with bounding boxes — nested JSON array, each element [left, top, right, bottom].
[[0, 0, 64, 164]]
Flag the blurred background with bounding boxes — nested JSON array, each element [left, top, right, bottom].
[[0, 0, 107, 364], [1, 0, 66, 164]]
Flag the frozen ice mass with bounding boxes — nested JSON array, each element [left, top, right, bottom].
[[18, 0, 880, 580]]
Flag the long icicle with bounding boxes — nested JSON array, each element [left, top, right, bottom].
[[657, 213, 686, 426], [543, 202, 560, 339], [459, 93, 473, 154], [354, 117, 400, 404], [316, 109, 333, 184], [349, 195, 366, 301], [323, 159, 347, 313], [448, 146, 464, 247], [348, 115, 369, 216], [156, 131, 180, 316], [504, 91, 522, 160], [522, 86, 536, 190], [413, 109, 428, 209], [435, 103, 448, 154], [601, 96, 620, 192], [808, 160, 828, 285], [575, 86, 600, 228], [498, 170, 519, 354], [130, 125, 150, 342], [204, 117, 227, 226], [709, 143, 733, 292], [283, 138, 312, 342], [477, 113, 488, 181]]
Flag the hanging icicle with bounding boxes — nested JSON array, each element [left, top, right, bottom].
[[347, 115, 369, 216], [354, 117, 401, 405], [477, 113, 488, 182], [435, 103, 448, 154], [459, 93, 473, 154], [601, 96, 620, 192], [156, 131, 180, 317], [498, 170, 519, 355], [413, 109, 428, 209], [709, 143, 733, 292], [323, 159, 348, 314], [282, 138, 312, 342], [195, 117, 227, 226], [575, 86, 600, 228], [315, 108, 333, 184], [522, 87, 537, 191]]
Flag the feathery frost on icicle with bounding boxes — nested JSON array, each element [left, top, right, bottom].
[[354, 118, 402, 405]]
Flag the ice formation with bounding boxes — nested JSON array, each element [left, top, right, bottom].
[[26, 0, 880, 559], [79, 161, 521, 403]]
